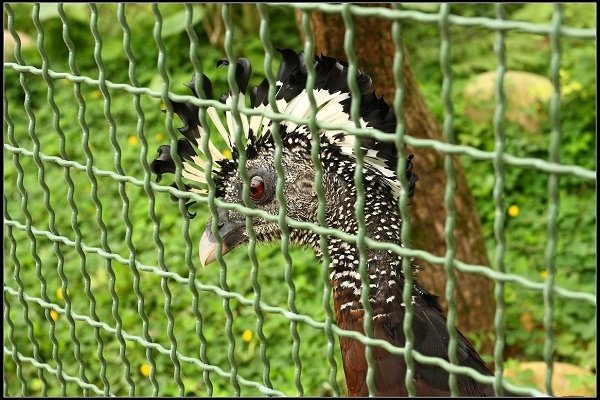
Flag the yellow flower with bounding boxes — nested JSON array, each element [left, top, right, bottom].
[[507, 205, 519, 217], [91, 89, 102, 100], [30, 378, 43, 392], [56, 287, 69, 300], [139, 363, 151, 377], [155, 132, 164, 142], [50, 310, 59, 321], [242, 329, 253, 343], [222, 149, 232, 159], [540, 270, 548, 280], [128, 135, 139, 146]]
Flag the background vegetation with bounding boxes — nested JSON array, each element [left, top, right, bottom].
[[4, 3, 595, 396]]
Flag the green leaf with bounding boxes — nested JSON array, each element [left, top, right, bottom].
[[38, 3, 89, 23], [38, 3, 61, 20], [510, 3, 554, 23], [160, 8, 205, 38]]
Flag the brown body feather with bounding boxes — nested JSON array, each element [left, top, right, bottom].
[[336, 294, 495, 396]]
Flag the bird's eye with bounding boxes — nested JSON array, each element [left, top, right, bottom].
[[249, 176, 265, 201]]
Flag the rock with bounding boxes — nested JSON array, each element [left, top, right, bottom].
[[504, 361, 596, 396], [462, 70, 553, 134]]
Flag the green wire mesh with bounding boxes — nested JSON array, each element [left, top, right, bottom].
[[299, 11, 341, 396], [492, 3, 508, 396], [439, 4, 460, 396], [3, 3, 596, 397]]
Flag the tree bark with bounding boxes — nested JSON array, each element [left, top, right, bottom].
[[295, 6, 495, 353]]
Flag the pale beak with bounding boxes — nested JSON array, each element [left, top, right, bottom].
[[198, 210, 246, 267], [198, 228, 229, 267]]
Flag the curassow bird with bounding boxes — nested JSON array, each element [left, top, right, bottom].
[[151, 48, 497, 396]]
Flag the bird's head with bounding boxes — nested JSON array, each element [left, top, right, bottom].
[[151, 49, 417, 267], [195, 136, 320, 266]]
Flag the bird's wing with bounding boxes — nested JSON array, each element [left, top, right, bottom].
[[336, 290, 495, 396]]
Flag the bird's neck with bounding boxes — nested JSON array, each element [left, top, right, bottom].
[[307, 171, 408, 314]]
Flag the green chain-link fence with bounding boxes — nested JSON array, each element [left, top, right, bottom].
[[3, 3, 596, 397]]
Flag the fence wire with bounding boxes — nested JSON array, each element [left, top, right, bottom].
[[3, 2, 596, 397]]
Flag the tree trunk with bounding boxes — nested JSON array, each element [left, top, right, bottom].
[[295, 6, 495, 353]]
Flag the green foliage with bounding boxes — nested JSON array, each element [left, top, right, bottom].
[[4, 2, 595, 396], [404, 2, 596, 380]]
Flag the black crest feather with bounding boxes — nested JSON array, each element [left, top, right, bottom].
[[151, 48, 417, 203]]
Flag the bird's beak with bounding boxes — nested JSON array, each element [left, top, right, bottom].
[[198, 210, 246, 267]]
